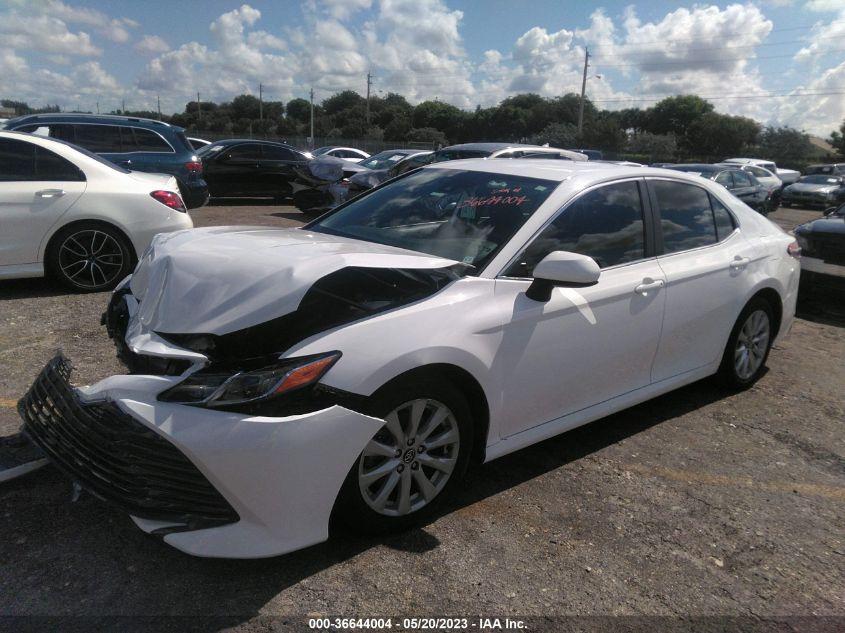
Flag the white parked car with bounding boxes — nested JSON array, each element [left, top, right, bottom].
[[312, 146, 370, 162], [723, 158, 799, 185], [20, 160, 800, 558], [0, 131, 193, 291]]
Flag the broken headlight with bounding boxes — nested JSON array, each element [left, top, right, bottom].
[[158, 352, 341, 407]]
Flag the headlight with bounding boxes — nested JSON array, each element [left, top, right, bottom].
[[158, 352, 341, 407], [795, 233, 809, 250]]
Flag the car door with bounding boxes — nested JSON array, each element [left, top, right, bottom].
[[494, 179, 667, 437], [0, 137, 85, 266], [647, 178, 758, 382], [210, 143, 263, 196], [258, 144, 304, 196]]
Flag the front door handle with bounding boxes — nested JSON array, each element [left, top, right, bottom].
[[730, 256, 751, 270], [634, 278, 665, 295], [35, 189, 66, 198]]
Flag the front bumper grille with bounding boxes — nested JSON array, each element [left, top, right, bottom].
[[18, 355, 239, 528]]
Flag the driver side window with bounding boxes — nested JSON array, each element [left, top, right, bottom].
[[505, 180, 646, 277]]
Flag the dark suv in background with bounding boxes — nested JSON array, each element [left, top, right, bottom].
[[3, 114, 208, 209]]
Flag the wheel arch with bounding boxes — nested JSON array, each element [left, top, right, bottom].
[[42, 218, 138, 265], [368, 363, 491, 465], [748, 285, 783, 340]]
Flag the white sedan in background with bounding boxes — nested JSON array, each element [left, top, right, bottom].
[[312, 146, 370, 162], [20, 160, 799, 557], [0, 131, 193, 291]]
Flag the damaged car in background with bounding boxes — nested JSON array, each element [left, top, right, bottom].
[[19, 160, 799, 558]]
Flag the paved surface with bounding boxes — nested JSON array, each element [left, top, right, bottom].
[[0, 202, 843, 626]]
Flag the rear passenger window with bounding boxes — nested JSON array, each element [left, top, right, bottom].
[[0, 138, 36, 180], [505, 180, 645, 275], [652, 180, 717, 254], [74, 125, 122, 153], [733, 171, 752, 187], [35, 146, 83, 181], [130, 128, 172, 152], [710, 195, 736, 241], [715, 172, 733, 187]]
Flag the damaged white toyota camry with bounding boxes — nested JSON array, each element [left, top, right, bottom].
[[19, 160, 800, 558]]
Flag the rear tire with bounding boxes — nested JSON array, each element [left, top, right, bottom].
[[334, 377, 474, 536], [717, 297, 774, 389], [46, 222, 135, 292]]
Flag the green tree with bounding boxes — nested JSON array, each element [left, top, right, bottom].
[[757, 126, 815, 164], [527, 122, 579, 148], [689, 113, 760, 158], [405, 127, 447, 146], [828, 120, 845, 156], [286, 98, 311, 123], [626, 132, 677, 158], [413, 101, 466, 141], [322, 90, 366, 116], [645, 95, 714, 150]]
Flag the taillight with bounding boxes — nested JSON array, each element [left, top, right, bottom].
[[787, 240, 801, 258], [150, 190, 186, 212], [185, 160, 203, 174]]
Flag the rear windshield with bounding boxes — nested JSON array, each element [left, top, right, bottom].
[[431, 149, 490, 162], [309, 167, 557, 271], [197, 143, 225, 157], [668, 165, 718, 176]]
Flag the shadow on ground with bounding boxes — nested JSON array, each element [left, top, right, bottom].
[[1, 376, 730, 625]]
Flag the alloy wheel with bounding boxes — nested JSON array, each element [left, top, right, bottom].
[[358, 398, 460, 517], [734, 309, 770, 380], [58, 230, 125, 290]]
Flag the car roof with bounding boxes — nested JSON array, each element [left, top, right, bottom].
[[442, 142, 552, 152], [206, 138, 301, 149], [4, 112, 184, 133], [669, 163, 727, 171], [424, 157, 713, 185]]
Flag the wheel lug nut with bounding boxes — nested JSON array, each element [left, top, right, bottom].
[[417, 445, 425, 453], [394, 449, 401, 457], [397, 464, 404, 473], [407, 438, 415, 446], [411, 462, 419, 470]]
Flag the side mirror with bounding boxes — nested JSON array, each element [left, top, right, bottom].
[[526, 251, 600, 302], [824, 206, 837, 216]]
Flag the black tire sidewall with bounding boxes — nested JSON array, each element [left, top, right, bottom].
[[46, 222, 135, 292], [334, 377, 474, 535], [719, 297, 775, 389]]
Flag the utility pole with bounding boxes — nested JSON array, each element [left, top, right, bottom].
[[578, 47, 590, 136], [157, 94, 162, 120], [365, 71, 372, 126], [121, 98, 125, 114], [259, 83, 263, 122], [96, 101, 99, 114], [197, 92, 201, 124], [309, 87, 315, 150]]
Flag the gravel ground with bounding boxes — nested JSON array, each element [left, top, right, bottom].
[[0, 202, 842, 628]]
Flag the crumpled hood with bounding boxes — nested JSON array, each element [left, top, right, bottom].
[[129, 226, 459, 335], [787, 182, 839, 194]]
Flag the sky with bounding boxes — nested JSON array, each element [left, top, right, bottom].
[[1, 0, 844, 136]]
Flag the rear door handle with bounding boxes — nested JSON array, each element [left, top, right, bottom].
[[634, 279, 665, 295], [35, 189, 66, 198], [730, 256, 751, 270]]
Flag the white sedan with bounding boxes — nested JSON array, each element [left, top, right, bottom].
[[19, 160, 800, 557], [0, 131, 193, 291], [312, 146, 370, 162]]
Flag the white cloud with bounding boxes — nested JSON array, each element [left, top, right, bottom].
[[318, 0, 373, 21], [772, 60, 845, 134], [135, 35, 171, 56], [48, 1, 137, 43], [0, 12, 102, 56], [804, 0, 845, 11]]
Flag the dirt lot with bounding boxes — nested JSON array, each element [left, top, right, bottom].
[[0, 202, 843, 628]]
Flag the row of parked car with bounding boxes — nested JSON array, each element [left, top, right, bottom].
[[1, 111, 843, 293]]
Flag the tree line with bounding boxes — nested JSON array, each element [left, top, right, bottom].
[[4, 93, 843, 168]]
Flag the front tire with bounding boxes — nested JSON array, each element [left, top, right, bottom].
[[717, 297, 774, 389], [334, 377, 474, 535], [46, 222, 135, 292]]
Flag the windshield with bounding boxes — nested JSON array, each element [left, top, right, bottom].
[[431, 149, 490, 162], [360, 151, 409, 170], [196, 143, 225, 157], [309, 167, 557, 271], [668, 165, 717, 176], [312, 147, 332, 156], [798, 175, 841, 185]]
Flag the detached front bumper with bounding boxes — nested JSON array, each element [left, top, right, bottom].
[[19, 355, 384, 558]]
